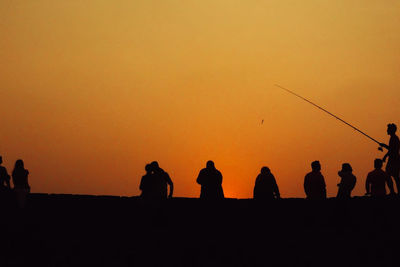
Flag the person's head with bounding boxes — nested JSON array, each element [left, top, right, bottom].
[[341, 163, 352, 173], [206, 160, 215, 169], [145, 163, 152, 174], [150, 161, 159, 171], [14, 159, 24, 170], [387, 123, 397, 135], [374, 159, 383, 169], [311, 161, 321, 172], [260, 166, 270, 175]]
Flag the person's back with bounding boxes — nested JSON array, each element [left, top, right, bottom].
[[0, 156, 10, 192], [380, 123, 400, 194], [12, 167, 29, 190], [337, 163, 356, 199], [139, 164, 153, 199], [254, 167, 280, 200], [366, 159, 391, 197], [0, 166, 10, 191], [150, 161, 173, 200], [197, 161, 224, 199], [12, 159, 30, 208], [153, 169, 169, 199], [304, 161, 326, 200]]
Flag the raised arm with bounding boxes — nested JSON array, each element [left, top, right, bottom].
[[379, 143, 389, 149]]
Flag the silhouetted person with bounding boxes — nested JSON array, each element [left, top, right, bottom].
[[139, 164, 153, 199], [150, 161, 173, 199], [336, 163, 356, 199], [253, 167, 280, 200], [0, 156, 11, 191], [304, 161, 326, 200], [196, 161, 224, 199], [12, 159, 30, 208], [379, 123, 400, 194], [366, 159, 393, 197]]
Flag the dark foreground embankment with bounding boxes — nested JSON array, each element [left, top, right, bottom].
[[0, 194, 399, 267]]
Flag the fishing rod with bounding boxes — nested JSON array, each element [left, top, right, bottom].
[[274, 84, 383, 150]]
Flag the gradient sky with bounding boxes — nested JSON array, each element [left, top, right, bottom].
[[1, 0, 399, 198]]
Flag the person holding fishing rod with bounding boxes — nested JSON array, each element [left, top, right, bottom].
[[379, 123, 400, 195], [275, 85, 399, 195]]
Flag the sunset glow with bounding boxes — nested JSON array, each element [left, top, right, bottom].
[[1, 0, 399, 198]]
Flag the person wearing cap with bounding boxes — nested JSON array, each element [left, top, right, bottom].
[[366, 159, 393, 197], [304, 161, 326, 200], [253, 166, 280, 200], [379, 123, 400, 194], [196, 161, 224, 199], [336, 163, 356, 199]]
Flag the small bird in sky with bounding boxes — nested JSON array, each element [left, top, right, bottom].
[[261, 119, 264, 125]]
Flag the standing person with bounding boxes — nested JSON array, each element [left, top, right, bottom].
[[366, 159, 393, 197], [336, 163, 356, 199], [379, 123, 400, 194], [12, 159, 30, 208], [304, 161, 326, 200], [196, 161, 224, 200], [139, 164, 153, 199], [253, 167, 280, 200], [0, 156, 11, 191], [150, 161, 173, 199]]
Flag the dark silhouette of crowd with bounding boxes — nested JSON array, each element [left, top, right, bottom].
[[137, 124, 400, 200], [1, 124, 399, 207], [0, 156, 30, 208], [139, 161, 173, 200]]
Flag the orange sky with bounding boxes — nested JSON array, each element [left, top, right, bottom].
[[1, 0, 399, 198]]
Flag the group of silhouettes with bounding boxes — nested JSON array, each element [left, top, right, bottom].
[[0, 157, 30, 207], [140, 123, 400, 200], [0, 124, 398, 203]]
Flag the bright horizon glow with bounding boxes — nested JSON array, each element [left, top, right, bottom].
[[1, 0, 399, 198]]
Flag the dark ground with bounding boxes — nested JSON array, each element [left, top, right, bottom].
[[0, 193, 399, 267]]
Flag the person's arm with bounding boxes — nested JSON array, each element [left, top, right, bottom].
[[218, 172, 223, 185], [365, 175, 370, 195], [304, 175, 310, 197], [382, 152, 389, 162], [196, 171, 203, 185], [4, 169, 11, 189], [379, 143, 389, 149], [272, 176, 280, 199], [165, 173, 173, 198], [253, 176, 259, 199], [321, 175, 327, 198], [386, 173, 395, 195], [26, 170, 30, 191], [139, 176, 145, 191]]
